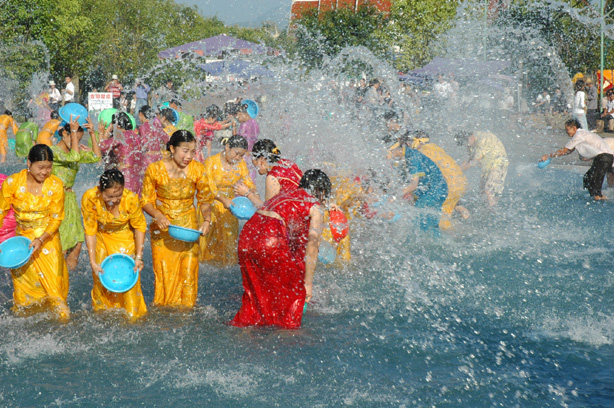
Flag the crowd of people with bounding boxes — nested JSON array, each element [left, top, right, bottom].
[[0, 69, 538, 328]]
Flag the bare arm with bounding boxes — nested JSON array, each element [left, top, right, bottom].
[[134, 229, 145, 272], [304, 204, 324, 303], [264, 175, 281, 202], [541, 147, 573, 162], [142, 203, 170, 229], [84, 234, 103, 277]]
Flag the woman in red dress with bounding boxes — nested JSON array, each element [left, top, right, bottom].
[[230, 169, 331, 329], [234, 139, 304, 207]]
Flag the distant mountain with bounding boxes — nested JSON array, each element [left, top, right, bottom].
[[233, 4, 291, 29]]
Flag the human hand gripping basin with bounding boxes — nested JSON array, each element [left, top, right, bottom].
[[99, 254, 139, 293]]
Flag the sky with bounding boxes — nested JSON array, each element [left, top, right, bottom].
[[176, 0, 291, 26]]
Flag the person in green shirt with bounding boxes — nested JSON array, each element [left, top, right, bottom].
[[51, 115, 101, 270]]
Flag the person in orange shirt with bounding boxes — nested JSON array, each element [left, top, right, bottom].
[[200, 135, 257, 267], [0, 110, 19, 163], [36, 111, 62, 146], [141, 130, 212, 308], [82, 169, 148, 320], [0, 145, 69, 319]]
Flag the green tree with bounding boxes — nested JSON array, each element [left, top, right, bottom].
[[377, 0, 461, 72], [293, 5, 386, 68]]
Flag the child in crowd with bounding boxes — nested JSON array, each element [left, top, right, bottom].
[[193, 104, 232, 160]]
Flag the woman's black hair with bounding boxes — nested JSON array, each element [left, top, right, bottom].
[[205, 104, 222, 120], [298, 169, 331, 202], [454, 130, 472, 146], [237, 102, 248, 113], [252, 139, 281, 163], [159, 108, 175, 124], [223, 134, 248, 150], [224, 102, 239, 116], [574, 79, 585, 92], [170, 99, 182, 108], [98, 169, 125, 191], [4, 110, 12, 116], [50, 111, 59, 120], [139, 105, 154, 120], [166, 129, 195, 151], [112, 112, 133, 131], [565, 118, 582, 129], [28, 144, 53, 163], [59, 122, 84, 137]]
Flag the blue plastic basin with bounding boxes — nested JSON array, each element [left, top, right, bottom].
[[0, 236, 34, 269], [168, 225, 201, 242], [99, 254, 138, 293], [59, 103, 88, 125], [230, 197, 256, 220]]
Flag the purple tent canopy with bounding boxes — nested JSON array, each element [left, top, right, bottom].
[[197, 60, 275, 79], [410, 57, 511, 79], [158, 34, 275, 59]]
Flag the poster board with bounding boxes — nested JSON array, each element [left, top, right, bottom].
[[88, 92, 113, 112]]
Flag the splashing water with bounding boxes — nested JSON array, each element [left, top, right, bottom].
[[1, 2, 614, 407]]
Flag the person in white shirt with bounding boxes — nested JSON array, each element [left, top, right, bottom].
[[534, 89, 550, 113], [63, 76, 75, 105], [541, 118, 613, 200], [572, 79, 588, 130], [433, 74, 453, 99], [48, 81, 61, 111], [601, 90, 614, 132]]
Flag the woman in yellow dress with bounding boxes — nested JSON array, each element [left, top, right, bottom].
[[0, 110, 19, 163], [141, 130, 212, 308], [0, 145, 69, 319], [81, 169, 148, 320], [201, 135, 255, 267]]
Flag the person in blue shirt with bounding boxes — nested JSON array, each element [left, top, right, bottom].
[[133, 79, 150, 126]]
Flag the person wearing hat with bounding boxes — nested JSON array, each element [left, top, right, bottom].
[[48, 80, 61, 112], [63, 76, 74, 105], [104, 74, 123, 109]]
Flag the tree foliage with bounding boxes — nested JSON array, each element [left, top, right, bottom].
[[376, 0, 461, 72], [0, 0, 284, 95], [293, 5, 386, 68]]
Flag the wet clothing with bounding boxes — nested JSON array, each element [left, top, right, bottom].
[[404, 148, 448, 232], [268, 158, 303, 192], [583, 153, 614, 197], [82, 187, 148, 319], [100, 130, 143, 195], [200, 152, 255, 266], [37, 119, 62, 146], [141, 160, 211, 307], [138, 117, 169, 171], [230, 188, 319, 328], [51, 145, 100, 251], [0, 115, 19, 157], [0, 170, 69, 318], [0, 174, 16, 243], [470, 132, 508, 198], [419, 143, 467, 230]]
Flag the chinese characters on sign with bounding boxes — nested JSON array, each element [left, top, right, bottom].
[[88, 92, 114, 112]]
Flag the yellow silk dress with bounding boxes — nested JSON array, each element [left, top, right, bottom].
[[200, 152, 255, 266], [0, 169, 69, 318], [321, 176, 363, 264], [0, 114, 19, 157], [141, 160, 211, 307], [81, 187, 148, 319]]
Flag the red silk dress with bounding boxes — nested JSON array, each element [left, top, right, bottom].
[[268, 158, 303, 192], [230, 188, 318, 329]]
